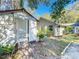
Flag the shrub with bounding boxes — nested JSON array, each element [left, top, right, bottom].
[[65, 26, 73, 34], [45, 28, 53, 37], [37, 29, 45, 40], [0, 45, 14, 55]]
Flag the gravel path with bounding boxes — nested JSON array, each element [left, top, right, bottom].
[[61, 43, 79, 59]]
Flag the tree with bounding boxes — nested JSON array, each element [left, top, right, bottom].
[[0, 0, 76, 19], [28, 0, 50, 9], [54, 10, 78, 23], [27, 0, 76, 19], [76, 19, 79, 22], [51, 0, 76, 19], [43, 13, 51, 20]]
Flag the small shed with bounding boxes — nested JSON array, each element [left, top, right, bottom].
[[0, 8, 38, 45], [72, 22, 79, 34], [1, 0, 39, 45], [53, 25, 64, 36]]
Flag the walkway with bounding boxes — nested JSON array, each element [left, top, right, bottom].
[[61, 43, 79, 59]]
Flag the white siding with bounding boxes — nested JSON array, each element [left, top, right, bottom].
[[29, 20, 38, 42], [60, 27, 64, 35], [54, 27, 64, 36], [15, 17, 38, 42], [16, 18, 28, 42]]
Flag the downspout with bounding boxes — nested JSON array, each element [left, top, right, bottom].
[[27, 19, 30, 59], [27, 20, 29, 43]]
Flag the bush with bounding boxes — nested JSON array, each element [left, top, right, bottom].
[[0, 45, 14, 55], [37, 29, 45, 40], [65, 26, 73, 34], [45, 28, 53, 37]]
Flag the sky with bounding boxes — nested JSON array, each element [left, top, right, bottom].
[[34, 3, 51, 17], [34, 0, 55, 17], [34, 0, 77, 17], [24, 0, 77, 18], [24, 0, 56, 17]]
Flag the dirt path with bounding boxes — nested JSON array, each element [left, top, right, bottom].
[[61, 43, 79, 59], [29, 42, 60, 59]]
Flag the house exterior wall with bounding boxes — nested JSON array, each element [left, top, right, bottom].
[[53, 27, 64, 36], [15, 17, 38, 42], [37, 18, 55, 30], [60, 27, 64, 35], [14, 12, 38, 42]]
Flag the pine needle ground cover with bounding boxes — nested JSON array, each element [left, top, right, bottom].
[[30, 38, 69, 58]]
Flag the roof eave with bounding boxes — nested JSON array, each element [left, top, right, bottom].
[[0, 8, 38, 21], [22, 8, 39, 21]]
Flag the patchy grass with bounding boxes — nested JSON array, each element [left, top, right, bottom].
[[62, 34, 79, 43]]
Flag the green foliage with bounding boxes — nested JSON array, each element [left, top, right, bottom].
[[76, 19, 79, 22], [28, 0, 49, 10], [49, 25, 53, 31], [63, 34, 79, 43], [65, 26, 74, 34], [28, 0, 76, 19], [45, 27, 53, 36], [0, 45, 14, 55], [37, 27, 54, 40], [20, 0, 23, 8], [51, 0, 76, 19], [54, 9, 79, 23], [37, 26, 53, 40], [37, 29, 45, 40]]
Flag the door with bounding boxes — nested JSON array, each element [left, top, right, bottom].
[[16, 18, 28, 42]]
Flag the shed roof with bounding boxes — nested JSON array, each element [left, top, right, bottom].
[[0, 8, 38, 21]]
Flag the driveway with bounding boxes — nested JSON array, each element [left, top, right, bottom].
[[61, 43, 79, 59]]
